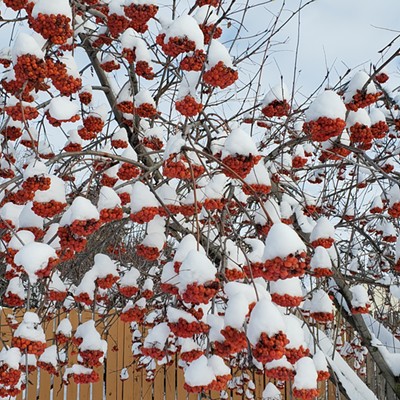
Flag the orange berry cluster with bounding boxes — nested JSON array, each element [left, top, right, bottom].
[[271, 293, 303, 307], [74, 292, 93, 306], [180, 50, 206, 71], [317, 370, 330, 381], [2, 292, 24, 307], [208, 374, 232, 391], [252, 332, 289, 364], [29, 13, 73, 45], [142, 136, 164, 150], [120, 305, 146, 323], [118, 192, 131, 205], [311, 238, 333, 249], [135, 61, 154, 80], [181, 281, 219, 305], [310, 312, 334, 323], [124, 4, 158, 33], [0, 366, 22, 387], [215, 327, 247, 357], [117, 163, 140, 180], [12, 337, 46, 356], [37, 361, 58, 376], [163, 154, 205, 180], [252, 252, 308, 281], [83, 116, 104, 133], [64, 142, 82, 152], [285, 346, 309, 364], [157, 34, 197, 57], [184, 382, 210, 393], [168, 318, 209, 338], [4, 103, 39, 121], [48, 290, 68, 302], [222, 154, 261, 179], [136, 244, 161, 261], [118, 285, 139, 298], [261, 100, 290, 118], [141, 347, 166, 360], [371, 121, 388, 139], [32, 200, 67, 218], [58, 226, 88, 253], [100, 173, 118, 187], [130, 206, 160, 224], [312, 268, 333, 278], [203, 198, 225, 211], [225, 268, 245, 281], [22, 176, 51, 192], [100, 59, 120, 72], [117, 100, 134, 114], [71, 370, 100, 384], [375, 72, 389, 84], [292, 156, 307, 169], [293, 388, 319, 400], [79, 350, 104, 367], [349, 123, 373, 146], [69, 218, 101, 236], [203, 62, 238, 89], [79, 91, 92, 105], [4, 0, 27, 11], [388, 202, 400, 218], [55, 333, 70, 345], [96, 274, 119, 290], [1, 125, 22, 141], [345, 90, 381, 111], [175, 95, 203, 117], [107, 14, 129, 38], [46, 111, 80, 127], [351, 305, 370, 314], [14, 55, 47, 85], [199, 24, 222, 44], [0, 167, 15, 179], [180, 349, 203, 362], [179, 202, 203, 217], [265, 366, 294, 381], [196, 0, 220, 6], [76, 127, 95, 141], [111, 139, 128, 149], [303, 117, 346, 142], [35, 258, 58, 279], [242, 183, 271, 196], [134, 103, 158, 118], [160, 283, 179, 295], [100, 207, 123, 223]]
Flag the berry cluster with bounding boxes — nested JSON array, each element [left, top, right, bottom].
[[157, 34, 196, 57], [130, 207, 160, 224], [124, 4, 158, 33], [175, 95, 203, 117], [265, 365, 294, 381], [199, 24, 222, 44], [261, 100, 290, 118], [345, 90, 381, 111], [142, 136, 164, 150], [32, 200, 67, 218], [163, 154, 205, 179], [303, 117, 346, 142], [168, 318, 209, 338], [181, 281, 219, 305], [118, 285, 139, 298], [136, 244, 161, 261], [252, 332, 289, 364], [79, 350, 104, 367], [180, 50, 206, 71], [222, 154, 261, 179], [12, 337, 46, 355], [271, 293, 303, 307], [292, 388, 319, 400], [310, 311, 334, 323], [203, 62, 238, 89], [120, 305, 146, 323], [117, 163, 140, 180], [285, 346, 309, 364], [29, 13, 73, 44]]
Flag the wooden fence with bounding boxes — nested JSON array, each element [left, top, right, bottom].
[[0, 308, 339, 400]]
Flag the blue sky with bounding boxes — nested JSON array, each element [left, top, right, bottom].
[[243, 0, 400, 97]]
